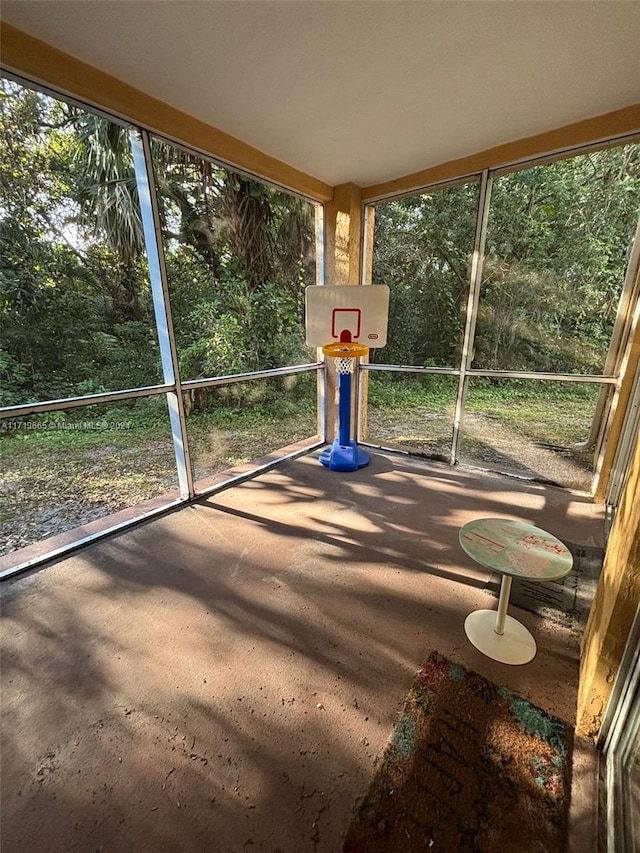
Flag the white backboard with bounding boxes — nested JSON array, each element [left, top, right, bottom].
[[305, 285, 390, 347]]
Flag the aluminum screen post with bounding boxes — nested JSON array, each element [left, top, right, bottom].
[[130, 129, 194, 499]]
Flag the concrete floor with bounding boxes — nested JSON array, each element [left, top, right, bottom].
[[1, 451, 604, 852]]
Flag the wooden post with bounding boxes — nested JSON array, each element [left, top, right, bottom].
[[322, 183, 363, 441], [576, 431, 640, 739]]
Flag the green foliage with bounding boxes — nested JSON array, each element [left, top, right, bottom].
[[153, 137, 315, 388], [1, 77, 316, 410], [372, 182, 479, 367], [372, 146, 640, 375], [70, 111, 144, 263], [472, 149, 639, 372], [2, 72, 637, 443], [368, 373, 455, 408]]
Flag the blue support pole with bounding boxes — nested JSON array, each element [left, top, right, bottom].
[[338, 370, 351, 446], [319, 359, 369, 472]]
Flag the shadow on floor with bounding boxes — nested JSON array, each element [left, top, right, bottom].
[[0, 450, 604, 853]]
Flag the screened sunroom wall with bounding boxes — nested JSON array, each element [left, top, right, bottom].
[[2, 29, 640, 573], [361, 140, 640, 494], [0, 75, 323, 570]]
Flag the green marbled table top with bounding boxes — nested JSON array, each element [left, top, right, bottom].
[[459, 517, 573, 581]]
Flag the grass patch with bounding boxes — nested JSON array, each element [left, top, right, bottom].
[[465, 379, 600, 445]]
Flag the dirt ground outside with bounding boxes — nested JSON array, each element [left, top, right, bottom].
[[366, 407, 594, 491]]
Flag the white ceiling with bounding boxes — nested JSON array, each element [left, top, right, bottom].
[[2, 1, 640, 188]]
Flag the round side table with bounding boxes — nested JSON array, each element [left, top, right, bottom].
[[459, 517, 573, 665]]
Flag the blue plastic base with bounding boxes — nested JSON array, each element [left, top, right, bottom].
[[319, 440, 370, 472]]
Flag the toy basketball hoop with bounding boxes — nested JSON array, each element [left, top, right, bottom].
[[322, 341, 369, 376], [305, 285, 389, 472]]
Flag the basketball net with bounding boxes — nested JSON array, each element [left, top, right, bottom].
[[322, 340, 369, 375]]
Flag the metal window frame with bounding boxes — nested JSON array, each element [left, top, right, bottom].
[[1, 70, 132, 130], [451, 169, 491, 465], [604, 363, 640, 511], [131, 128, 195, 499], [363, 135, 640, 209], [490, 132, 640, 180], [600, 604, 640, 853], [361, 364, 459, 376], [359, 365, 616, 384], [361, 138, 639, 487], [0, 384, 172, 419], [357, 364, 615, 474], [0, 73, 325, 580], [364, 173, 484, 207], [182, 363, 322, 393]]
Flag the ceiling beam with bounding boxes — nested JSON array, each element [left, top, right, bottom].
[[363, 104, 640, 201], [2, 22, 639, 208], [0, 23, 333, 203]]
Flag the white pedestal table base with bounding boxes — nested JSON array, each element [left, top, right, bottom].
[[464, 609, 537, 665]]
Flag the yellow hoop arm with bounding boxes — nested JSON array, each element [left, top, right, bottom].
[[322, 342, 369, 358]]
